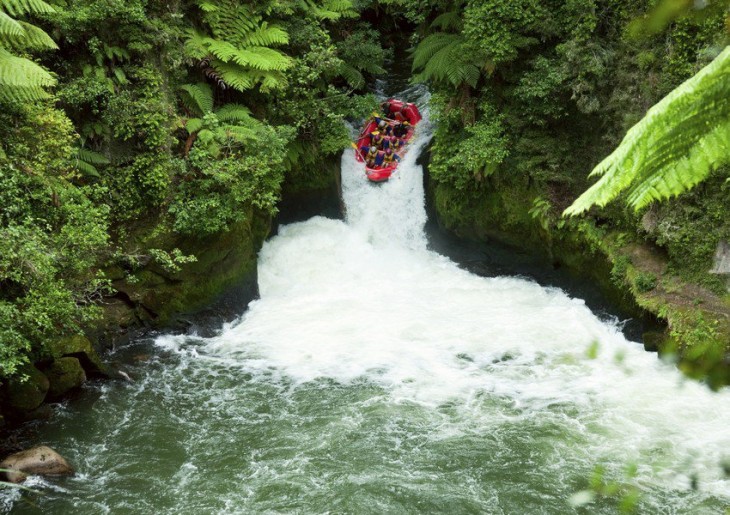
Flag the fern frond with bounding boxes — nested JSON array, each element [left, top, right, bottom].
[[338, 63, 364, 89], [221, 124, 258, 142], [183, 30, 210, 60], [257, 70, 287, 92], [207, 40, 291, 71], [0, 0, 55, 16], [430, 11, 462, 31], [299, 0, 356, 20], [0, 47, 54, 87], [197, 1, 218, 13], [179, 82, 213, 115], [76, 148, 110, 165], [185, 117, 203, 134], [3, 21, 56, 50], [564, 46, 730, 215], [212, 61, 254, 90], [239, 23, 289, 47], [0, 11, 23, 38], [0, 82, 47, 101], [215, 103, 251, 123], [74, 159, 100, 178], [412, 32, 462, 71]]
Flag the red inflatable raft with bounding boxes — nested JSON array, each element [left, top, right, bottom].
[[355, 99, 422, 182]]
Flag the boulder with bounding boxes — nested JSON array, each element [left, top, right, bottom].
[[52, 334, 110, 377], [5, 363, 49, 411], [0, 446, 74, 483], [44, 357, 86, 399]]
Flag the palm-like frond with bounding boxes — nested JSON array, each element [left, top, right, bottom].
[[412, 33, 460, 71], [0, 46, 54, 101], [179, 82, 213, 115], [73, 147, 109, 178], [564, 46, 730, 215], [0, 11, 23, 38], [183, 30, 209, 60], [206, 40, 291, 71], [300, 0, 356, 20], [221, 124, 257, 142], [215, 103, 251, 122], [430, 11, 462, 31], [338, 63, 364, 89], [211, 60, 255, 90], [238, 23, 289, 48], [185, 117, 204, 134], [0, 0, 55, 17], [3, 21, 57, 50], [412, 32, 480, 88]]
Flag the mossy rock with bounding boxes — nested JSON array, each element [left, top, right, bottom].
[[5, 363, 49, 411], [44, 357, 86, 399], [51, 335, 110, 377]]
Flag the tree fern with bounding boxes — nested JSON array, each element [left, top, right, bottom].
[[564, 46, 730, 215], [0, 0, 56, 102], [185, 0, 292, 93], [299, 0, 357, 20], [178, 82, 262, 156], [215, 103, 252, 122], [1, 0, 54, 17], [73, 147, 110, 179], [412, 32, 481, 88]]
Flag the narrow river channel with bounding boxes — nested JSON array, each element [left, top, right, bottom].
[[4, 90, 729, 514]]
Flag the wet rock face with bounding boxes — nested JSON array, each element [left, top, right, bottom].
[[5, 364, 49, 411], [42, 357, 86, 399], [52, 335, 110, 377], [0, 446, 74, 483]]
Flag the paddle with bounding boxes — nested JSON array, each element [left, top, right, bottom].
[[350, 142, 367, 161]]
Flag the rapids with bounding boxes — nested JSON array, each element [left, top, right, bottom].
[[3, 89, 729, 514]]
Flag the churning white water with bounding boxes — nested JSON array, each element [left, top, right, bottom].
[[5, 93, 729, 514], [193, 94, 730, 509]]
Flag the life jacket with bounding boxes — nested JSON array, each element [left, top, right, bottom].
[[383, 152, 395, 165], [383, 124, 393, 136], [370, 132, 384, 146], [381, 137, 391, 151], [392, 138, 403, 151], [365, 147, 378, 166], [374, 151, 385, 167]]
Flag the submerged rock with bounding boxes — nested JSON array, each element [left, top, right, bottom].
[[5, 363, 49, 411], [0, 446, 74, 483], [43, 357, 86, 399]]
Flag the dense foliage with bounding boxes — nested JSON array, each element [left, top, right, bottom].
[[0, 0, 386, 378]]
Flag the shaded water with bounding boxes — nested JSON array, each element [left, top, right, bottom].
[[3, 90, 729, 514]]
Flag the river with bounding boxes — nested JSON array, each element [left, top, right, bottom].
[[3, 89, 729, 514]]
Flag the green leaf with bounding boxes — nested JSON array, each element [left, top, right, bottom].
[[565, 46, 730, 215], [179, 83, 214, 115]]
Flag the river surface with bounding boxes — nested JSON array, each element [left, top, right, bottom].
[[3, 90, 730, 514]]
